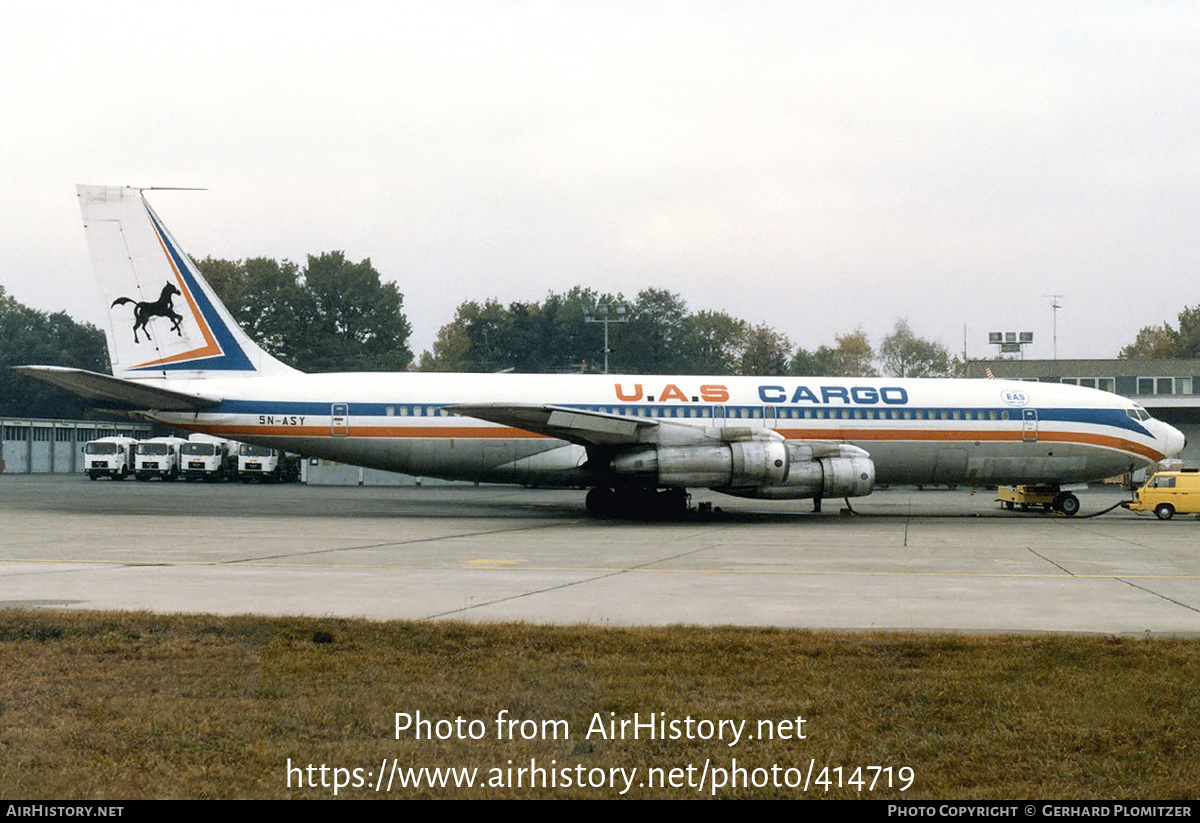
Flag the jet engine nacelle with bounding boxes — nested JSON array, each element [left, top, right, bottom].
[[609, 441, 875, 500]]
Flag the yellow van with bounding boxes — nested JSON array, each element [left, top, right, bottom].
[[1123, 471, 1200, 520]]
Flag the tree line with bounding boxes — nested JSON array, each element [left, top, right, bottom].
[[196, 253, 412, 372], [419, 287, 960, 378], [197, 256, 963, 378], [0, 285, 108, 418], [1119, 305, 1200, 359]]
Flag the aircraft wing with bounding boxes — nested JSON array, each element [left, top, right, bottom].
[[13, 366, 221, 411], [447, 402, 870, 462], [445, 403, 795, 451], [446, 403, 669, 448]]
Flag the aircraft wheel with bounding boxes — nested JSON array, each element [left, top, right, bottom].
[[614, 486, 650, 518], [585, 487, 616, 518], [1154, 503, 1175, 521], [658, 487, 689, 519], [1055, 493, 1080, 516]]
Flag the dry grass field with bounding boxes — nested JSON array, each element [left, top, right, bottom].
[[1, 610, 1197, 799]]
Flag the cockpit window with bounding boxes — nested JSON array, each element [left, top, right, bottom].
[[1126, 407, 1151, 422]]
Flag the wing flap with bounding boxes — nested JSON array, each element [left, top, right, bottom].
[[14, 366, 221, 411], [446, 403, 854, 458], [447, 403, 658, 447]]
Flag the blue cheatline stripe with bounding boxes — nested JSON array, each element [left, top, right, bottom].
[[129, 206, 255, 372], [1037, 407, 1150, 436]]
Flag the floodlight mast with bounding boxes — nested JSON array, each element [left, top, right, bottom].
[[1045, 294, 1063, 361], [988, 330, 1034, 359], [583, 303, 628, 374]]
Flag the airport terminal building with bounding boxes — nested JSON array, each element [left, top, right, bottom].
[[966, 358, 1200, 464]]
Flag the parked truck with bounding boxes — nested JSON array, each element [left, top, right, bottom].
[[133, 436, 187, 481], [237, 443, 300, 482], [181, 434, 239, 481], [83, 436, 138, 480]]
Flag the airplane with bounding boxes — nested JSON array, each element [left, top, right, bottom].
[[16, 185, 1187, 518]]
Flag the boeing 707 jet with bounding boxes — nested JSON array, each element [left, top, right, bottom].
[[16, 186, 1186, 517]]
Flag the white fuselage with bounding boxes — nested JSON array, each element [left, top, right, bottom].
[[138, 372, 1182, 489]]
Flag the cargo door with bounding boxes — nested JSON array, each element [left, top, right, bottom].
[[331, 404, 349, 437], [1022, 409, 1038, 443]]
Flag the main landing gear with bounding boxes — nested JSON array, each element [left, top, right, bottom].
[[586, 486, 689, 519]]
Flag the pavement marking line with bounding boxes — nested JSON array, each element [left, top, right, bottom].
[[1114, 577, 1200, 615], [421, 544, 723, 620], [224, 520, 587, 564], [1027, 547, 1075, 576]]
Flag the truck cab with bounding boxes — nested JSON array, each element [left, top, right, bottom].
[[83, 436, 137, 480], [181, 434, 238, 481], [133, 436, 187, 481], [1122, 470, 1200, 520], [238, 443, 299, 482]]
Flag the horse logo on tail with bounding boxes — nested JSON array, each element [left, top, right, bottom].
[[111, 282, 184, 343]]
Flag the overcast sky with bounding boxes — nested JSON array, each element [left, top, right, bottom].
[[3, 1, 1198, 364]]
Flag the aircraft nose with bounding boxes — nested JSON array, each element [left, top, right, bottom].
[[1161, 421, 1187, 459]]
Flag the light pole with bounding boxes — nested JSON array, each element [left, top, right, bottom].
[[583, 303, 628, 374], [1045, 294, 1063, 361]]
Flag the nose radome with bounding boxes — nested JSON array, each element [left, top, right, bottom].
[[1161, 422, 1186, 459]]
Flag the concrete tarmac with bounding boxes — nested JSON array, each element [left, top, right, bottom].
[[2, 475, 1198, 634]]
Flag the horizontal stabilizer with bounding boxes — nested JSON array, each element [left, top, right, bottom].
[[14, 366, 221, 411]]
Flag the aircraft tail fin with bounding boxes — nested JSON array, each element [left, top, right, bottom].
[[77, 185, 297, 380]]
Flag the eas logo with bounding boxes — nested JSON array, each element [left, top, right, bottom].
[[1001, 390, 1030, 407]]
